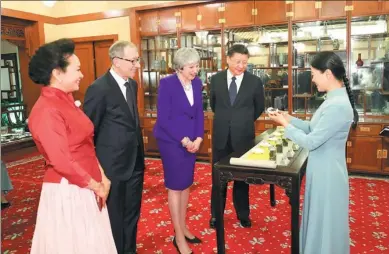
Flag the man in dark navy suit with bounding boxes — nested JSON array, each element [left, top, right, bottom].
[[209, 44, 265, 228], [84, 41, 144, 254]]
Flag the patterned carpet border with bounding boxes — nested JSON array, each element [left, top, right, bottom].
[[6, 155, 388, 183], [5, 155, 44, 168]]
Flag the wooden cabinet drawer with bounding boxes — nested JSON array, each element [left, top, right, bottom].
[[198, 131, 211, 156], [346, 136, 382, 172], [349, 124, 382, 136], [255, 120, 279, 132], [204, 118, 211, 131], [143, 118, 157, 128]]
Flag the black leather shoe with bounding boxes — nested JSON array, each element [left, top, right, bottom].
[[239, 218, 252, 228], [209, 218, 216, 229], [185, 235, 202, 244], [1, 202, 11, 210]]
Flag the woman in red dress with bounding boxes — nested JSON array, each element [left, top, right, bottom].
[[28, 38, 117, 254]]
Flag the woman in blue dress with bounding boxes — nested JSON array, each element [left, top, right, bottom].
[[269, 51, 358, 254]]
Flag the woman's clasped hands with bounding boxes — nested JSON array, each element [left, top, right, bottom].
[[181, 137, 203, 153]]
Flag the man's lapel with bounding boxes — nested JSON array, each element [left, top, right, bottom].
[[221, 70, 231, 107], [106, 71, 133, 120]]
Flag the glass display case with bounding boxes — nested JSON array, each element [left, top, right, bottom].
[[350, 15, 389, 116], [141, 34, 178, 112], [141, 31, 222, 113], [225, 24, 289, 112], [181, 30, 222, 111], [292, 19, 347, 115]]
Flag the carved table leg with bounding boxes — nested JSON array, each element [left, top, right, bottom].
[[215, 169, 226, 254], [270, 184, 276, 207], [290, 176, 301, 254]]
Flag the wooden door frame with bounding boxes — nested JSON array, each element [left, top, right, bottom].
[[71, 34, 118, 103], [71, 34, 118, 43], [1, 16, 45, 116]]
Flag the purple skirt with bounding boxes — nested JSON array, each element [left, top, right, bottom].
[[157, 140, 196, 190]]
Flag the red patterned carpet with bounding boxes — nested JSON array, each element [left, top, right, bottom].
[[1, 155, 389, 254]]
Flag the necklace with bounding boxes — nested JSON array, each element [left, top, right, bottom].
[[178, 75, 192, 91]]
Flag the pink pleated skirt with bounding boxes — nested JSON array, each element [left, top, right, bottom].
[[30, 178, 117, 254]]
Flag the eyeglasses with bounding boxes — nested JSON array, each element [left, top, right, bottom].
[[114, 57, 142, 65]]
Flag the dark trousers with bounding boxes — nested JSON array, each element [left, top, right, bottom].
[[210, 133, 250, 220], [107, 151, 144, 254]]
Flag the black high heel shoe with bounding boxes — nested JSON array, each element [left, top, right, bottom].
[[173, 230, 202, 244], [185, 235, 202, 244], [173, 237, 194, 254], [173, 237, 181, 254]]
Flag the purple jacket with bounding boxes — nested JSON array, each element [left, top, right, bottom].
[[153, 74, 204, 144]]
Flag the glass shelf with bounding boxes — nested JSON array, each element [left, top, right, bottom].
[[225, 24, 289, 111], [181, 30, 222, 111], [141, 34, 178, 111], [292, 19, 347, 115], [350, 15, 389, 116]]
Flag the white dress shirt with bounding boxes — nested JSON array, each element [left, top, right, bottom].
[[227, 69, 244, 92], [110, 68, 128, 101], [184, 86, 194, 106], [178, 76, 194, 106]]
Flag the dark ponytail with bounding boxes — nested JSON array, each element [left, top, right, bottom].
[[343, 75, 359, 129], [310, 51, 359, 129]]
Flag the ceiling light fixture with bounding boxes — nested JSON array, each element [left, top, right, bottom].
[[42, 1, 56, 8]]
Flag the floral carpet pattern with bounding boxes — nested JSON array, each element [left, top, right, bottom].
[[1, 155, 389, 253]]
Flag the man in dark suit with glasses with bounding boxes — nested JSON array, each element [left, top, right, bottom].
[[84, 40, 144, 254]]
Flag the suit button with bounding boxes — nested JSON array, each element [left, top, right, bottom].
[[190, 117, 194, 119]]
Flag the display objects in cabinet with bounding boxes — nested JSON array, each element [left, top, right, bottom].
[[225, 24, 289, 112], [181, 31, 222, 111], [350, 15, 389, 116], [181, 31, 222, 73], [292, 19, 347, 115], [141, 35, 178, 114]]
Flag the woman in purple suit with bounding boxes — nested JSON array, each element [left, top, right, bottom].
[[153, 47, 204, 254]]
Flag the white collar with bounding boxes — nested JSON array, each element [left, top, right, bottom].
[[227, 69, 244, 81], [110, 68, 128, 87]]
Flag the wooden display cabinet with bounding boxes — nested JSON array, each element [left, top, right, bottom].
[[291, 18, 347, 116], [132, 0, 389, 174], [291, 0, 346, 21], [224, 24, 289, 130], [141, 115, 213, 161], [346, 122, 388, 174], [141, 34, 178, 113], [349, 15, 389, 117], [383, 137, 389, 172]]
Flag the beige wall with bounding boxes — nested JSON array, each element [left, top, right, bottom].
[[3, 1, 180, 45], [51, 1, 175, 17], [44, 17, 130, 42], [2, 1, 176, 43], [2, 1, 175, 17], [2, 1, 54, 16]]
